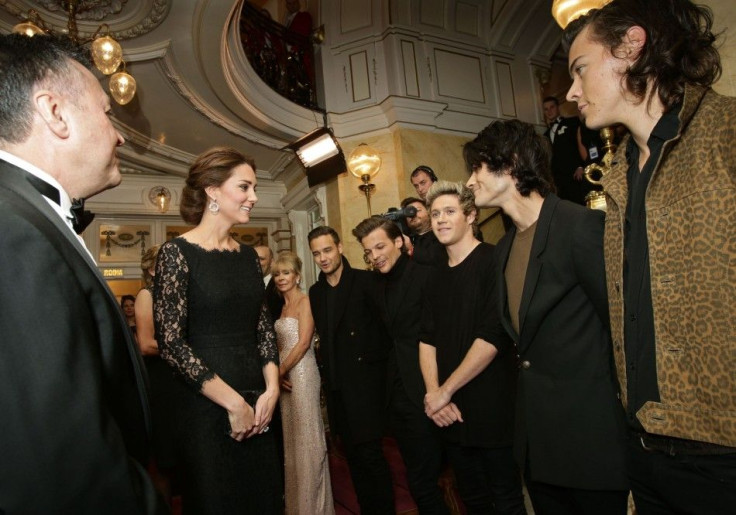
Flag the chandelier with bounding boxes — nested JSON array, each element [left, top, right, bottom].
[[13, 0, 137, 105]]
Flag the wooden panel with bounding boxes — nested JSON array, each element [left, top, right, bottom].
[[435, 49, 485, 103], [420, 0, 445, 28], [340, 0, 373, 33], [401, 40, 420, 97], [495, 60, 517, 117], [455, 2, 479, 36], [349, 51, 372, 102]]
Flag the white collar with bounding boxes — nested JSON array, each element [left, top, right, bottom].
[[0, 149, 74, 217]]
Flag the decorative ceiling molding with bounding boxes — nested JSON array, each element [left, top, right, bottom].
[[0, 0, 170, 40], [37, 0, 127, 21], [155, 48, 289, 152]]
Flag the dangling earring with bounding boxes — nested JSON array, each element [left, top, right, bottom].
[[208, 198, 219, 214]]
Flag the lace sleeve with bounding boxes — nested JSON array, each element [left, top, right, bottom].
[[256, 255, 278, 368], [153, 241, 215, 389]]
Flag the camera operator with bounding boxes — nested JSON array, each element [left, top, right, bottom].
[[400, 197, 446, 267]]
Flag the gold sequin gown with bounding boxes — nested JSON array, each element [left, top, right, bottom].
[[275, 317, 335, 515]]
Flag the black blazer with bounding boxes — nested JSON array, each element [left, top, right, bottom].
[[377, 255, 432, 410], [309, 257, 390, 445], [0, 161, 164, 513], [496, 194, 627, 490]]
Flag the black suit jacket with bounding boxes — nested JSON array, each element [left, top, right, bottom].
[[0, 160, 164, 513], [495, 194, 627, 490], [309, 257, 390, 445], [377, 255, 432, 410]]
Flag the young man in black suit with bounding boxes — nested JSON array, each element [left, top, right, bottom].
[[464, 119, 628, 514], [353, 217, 449, 515], [0, 34, 164, 512], [308, 226, 394, 514]]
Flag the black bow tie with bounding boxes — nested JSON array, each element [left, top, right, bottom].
[[70, 198, 95, 235], [25, 173, 94, 234]]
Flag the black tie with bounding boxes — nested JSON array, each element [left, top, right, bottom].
[[24, 173, 94, 234]]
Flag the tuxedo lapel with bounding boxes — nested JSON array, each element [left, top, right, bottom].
[[517, 195, 560, 350], [0, 162, 97, 270]]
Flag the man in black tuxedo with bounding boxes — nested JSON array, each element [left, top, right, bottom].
[[255, 244, 283, 322], [0, 34, 164, 512], [543, 96, 587, 205], [308, 226, 394, 514], [465, 119, 628, 514], [353, 217, 448, 515]]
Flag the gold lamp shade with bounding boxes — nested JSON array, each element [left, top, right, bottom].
[[551, 0, 611, 28], [109, 68, 137, 105], [347, 143, 382, 181], [91, 35, 123, 75], [12, 21, 45, 37]]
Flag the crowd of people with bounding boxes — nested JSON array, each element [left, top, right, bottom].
[[1, 0, 734, 514]]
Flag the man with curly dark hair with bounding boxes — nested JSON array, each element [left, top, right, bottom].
[[563, 0, 736, 512], [465, 119, 628, 514]]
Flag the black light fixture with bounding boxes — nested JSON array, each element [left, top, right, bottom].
[[288, 126, 347, 188]]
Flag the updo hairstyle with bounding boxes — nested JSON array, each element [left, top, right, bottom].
[[180, 146, 256, 225]]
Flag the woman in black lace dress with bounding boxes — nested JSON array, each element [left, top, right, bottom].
[[153, 147, 282, 514]]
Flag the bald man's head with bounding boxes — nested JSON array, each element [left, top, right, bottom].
[[254, 245, 273, 277]]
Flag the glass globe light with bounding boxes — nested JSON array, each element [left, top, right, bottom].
[[109, 70, 136, 105], [347, 143, 382, 181], [13, 21, 45, 37], [91, 35, 123, 75]]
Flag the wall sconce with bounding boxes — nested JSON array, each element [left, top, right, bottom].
[[288, 126, 347, 187], [311, 24, 325, 44], [551, 0, 611, 28], [148, 186, 171, 214], [347, 143, 381, 216]]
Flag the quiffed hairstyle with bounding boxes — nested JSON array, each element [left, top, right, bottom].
[[425, 180, 477, 219], [0, 34, 91, 144], [463, 119, 554, 198], [140, 244, 161, 288], [562, 0, 721, 111], [352, 216, 405, 248], [307, 226, 341, 245], [180, 147, 256, 225]]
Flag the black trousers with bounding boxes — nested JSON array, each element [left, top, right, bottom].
[[627, 432, 736, 515], [444, 443, 526, 515], [389, 378, 449, 515], [332, 395, 394, 515], [525, 478, 627, 515]]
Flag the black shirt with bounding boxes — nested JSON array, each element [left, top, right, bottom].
[[420, 243, 516, 447], [623, 104, 681, 431], [411, 230, 446, 267]]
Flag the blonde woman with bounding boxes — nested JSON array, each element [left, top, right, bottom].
[[272, 252, 334, 515]]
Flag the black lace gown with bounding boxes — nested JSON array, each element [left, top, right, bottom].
[[154, 238, 283, 514]]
